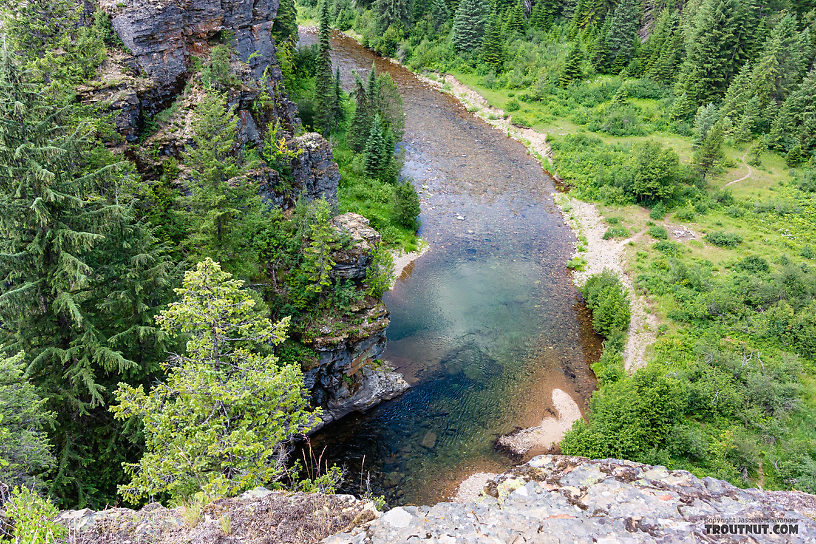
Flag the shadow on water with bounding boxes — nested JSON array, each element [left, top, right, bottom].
[[298, 28, 602, 505]]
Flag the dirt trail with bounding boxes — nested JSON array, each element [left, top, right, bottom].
[[421, 73, 656, 372], [725, 151, 752, 186]]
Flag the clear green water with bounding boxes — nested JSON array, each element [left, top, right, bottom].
[[298, 29, 601, 505]]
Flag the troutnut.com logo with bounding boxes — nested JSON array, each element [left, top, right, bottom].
[[704, 517, 800, 537]]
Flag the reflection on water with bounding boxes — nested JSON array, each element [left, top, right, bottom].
[[298, 29, 601, 505]]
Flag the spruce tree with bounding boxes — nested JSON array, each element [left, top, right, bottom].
[[505, 1, 527, 36], [560, 40, 584, 87], [452, 0, 490, 52], [315, 1, 337, 134], [430, 0, 450, 31], [272, 0, 299, 45], [694, 121, 725, 177], [603, 0, 640, 73], [0, 44, 170, 506], [376, 0, 410, 30], [348, 74, 372, 152], [483, 12, 506, 71], [770, 67, 816, 154], [364, 114, 389, 179], [591, 17, 611, 72]]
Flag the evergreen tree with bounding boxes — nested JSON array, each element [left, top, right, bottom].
[[505, 1, 527, 35], [770, 67, 816, 154], [272, 0, 299, 45], [376, 0, 411, 30], [591, 17, 611, 72], [560, 40, 584, 87], [0, 350, 56, 489], [0, 44, 169, 506], [483, 12, 506, 70], [694, 121, 725, 176], [603, 0, 640, 73], [315, 1, 337, 134], [333, 67, 344, 126], [394, 181, 422, 230], [452, 0, 490, 52], [430, 0, 450, 31], [348, 73, 373, 152], [113, 259, 317, 502], [364, 114, 390, 179], [375, 71, 406, 141]]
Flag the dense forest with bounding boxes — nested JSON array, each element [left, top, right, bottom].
[[300, 0, 816, 495], [0, 0, 420, 536]]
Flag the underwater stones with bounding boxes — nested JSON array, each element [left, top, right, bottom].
[[421, 431, 438, 449]]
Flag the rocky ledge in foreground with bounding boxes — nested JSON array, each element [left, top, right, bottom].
[[58, 456, 815, 543], [328, 455, 815, 544]]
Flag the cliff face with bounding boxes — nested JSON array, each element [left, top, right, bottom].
[[85, 0, 398, 420], [59, 456, 816, 543]]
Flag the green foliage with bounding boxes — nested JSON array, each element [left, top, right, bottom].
[[628, 141, 681, 203], [394, 180, 421, 230], [2, 486, 67, 544], [364, 114, 392, 180], [582, 271, 631, 336], [560, 41, 584, 87], [365, 245, 396, 298], [0, 351, 55, 489], [273, 0, 300, 45], [705, 231, 743, 248], [482, 14, 505, 71], [201, 45, 238, 89], [452, 0, 490, 52], [649, 225, 669, 240], [112, 259, 315, 502]]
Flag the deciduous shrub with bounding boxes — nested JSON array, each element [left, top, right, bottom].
[[581, 271, 631, 336], [706, 231, 743, 248]]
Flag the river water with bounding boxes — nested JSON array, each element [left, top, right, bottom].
[[298, 29, 601, 505]]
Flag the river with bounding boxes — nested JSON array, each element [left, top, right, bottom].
[[298, 28, 601, 506]]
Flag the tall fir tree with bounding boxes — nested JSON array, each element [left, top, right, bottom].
[[348, 73, 373, 152], [483, 12, 506, 70], [0, 44, 170, 506], [603, 0, 640, 73], [505, 1, 527, 36], [770, 67, 816, 154], [272, 0, 299, 45], [364, 114, 390, 179], [452, 0, 490, 51], [430, 0, 450, 31], [560, 40, 584, 87], [376, 0, 411, 30], [315, 1, 337, 134]]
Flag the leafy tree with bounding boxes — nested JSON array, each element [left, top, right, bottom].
[[112, 259, 315, 502], [273, 0, 299, 46], [394, 180, 422, 230], [628, 141, 681, 204], [452, 0, 490, 52], [0, 351, 55, 489], [560, 40, 584, 87]]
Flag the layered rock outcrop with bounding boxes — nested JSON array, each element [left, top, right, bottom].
[[58, 456, 816, 543]]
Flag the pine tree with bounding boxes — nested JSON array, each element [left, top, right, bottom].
[[112, 259, 317, 502], [348, 74, 372, 152], [591, 17, 611, 72], [505, 1, 526, 36], [430, 0, 450, 31], [560, 40, 584, 87], [0, 44, 171, 506], [333, 67, 344, 126], [272, 0, 299, 45], [315, 1, 337, 134], [376, 0, 410, 30], [603, 0, 640, 73], [770, 67, 816, 154], [483, 12, 506, 70], [694, 121, 725, 176], [364, 114, 389, 179], [452, 0, 490, 52]]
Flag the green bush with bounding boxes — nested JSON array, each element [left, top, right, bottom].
[[648, 225, 669, 239], [3, 486, 67, 544], [394, 180, 421, 231], [736, 256, 770, 274], [705, 231, 743, 248], [603, 225, 630, 239], [582, 271, 631, 336]]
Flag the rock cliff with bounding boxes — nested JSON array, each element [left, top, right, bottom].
[[83, 0, 401, 422], [58, 456, 816, 543]]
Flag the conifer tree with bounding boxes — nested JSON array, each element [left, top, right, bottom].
[[376, 0, 410, 30], [348, 74, 372, 152], [591, 17, 611, 71], [560, 40, 584, 87], [364, 114, 389, 179], [770, 67, 816, 154], [603, 0, 640, 73], [272, 0, 299, 45], [315, 1, 337, 134], [694, 121, 725, 176], [483, 12, 506, 70], [505, 1, 527, 35], [333, 68, 344, 126], [430, 0, 450, 31], [0, 44, 170, 506], [452, 0, 490, 52]]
